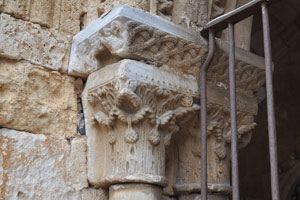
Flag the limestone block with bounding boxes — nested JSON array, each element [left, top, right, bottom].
[[178, 194, 229, 200], [29, 0, 55, 27], [68, 5, 208, 77], [172, 0, 208, 31], [109, 184, 162, 200], [57, 0, 82, 35], [86, 0, 150, 25], [0, 0, 82, 35], [0, 128, 89, 200], [0, 0, 28, 19], [0, 59, 77, 138], [81, 188, 108, 200], [68, 137, 89, 190], [99, 0, 150, 17], [0, 13, 70, 72], [86, 0, 174, 25]]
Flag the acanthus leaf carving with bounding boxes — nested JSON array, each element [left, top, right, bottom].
[[205, 103, 257, 161], [224, 111, 256, 148], [93, 111, 116, 127], [88, 75, 199, 147]]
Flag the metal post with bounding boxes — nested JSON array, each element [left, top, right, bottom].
[[228, 22, 240, 200], [261, 3, 280, 200], [200, 30, 215, 200]]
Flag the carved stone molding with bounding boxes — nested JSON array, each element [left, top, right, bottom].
[[207, 42, 266, 96], [68, 6, 207, 78]]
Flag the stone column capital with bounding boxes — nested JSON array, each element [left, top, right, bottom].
[[82, 59, 200, 187]]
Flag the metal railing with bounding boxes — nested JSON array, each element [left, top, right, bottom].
[[200, 0, 279, 199]]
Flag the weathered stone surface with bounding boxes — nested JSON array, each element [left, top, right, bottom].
[[178, 194, 229, 200], [109, 184, 162, 200], [82, 59, 200, 187], [68, 137, 89, 190], [0, 0, 82, 35], [0, 13, 70, 72], [56, 0, 83, 35], [82, 59, 258, 188], [85, 0, 173, 24], [0, 128, 95, 200], [210, 39, 266, 95], [0, 59, 77, 137], [81, 188, 108, 200], [0, 0, 27, 19], [172, 0, 208, 31], [68, 6, 207, 77], [162, 196, 177, 200]]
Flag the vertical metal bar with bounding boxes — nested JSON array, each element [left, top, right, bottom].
[[201, 30, 215, 200], [261, 3, 280, 200], [228, 22, 240, 200]]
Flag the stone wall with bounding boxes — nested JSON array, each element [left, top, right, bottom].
[[0, 1, 108, 199]]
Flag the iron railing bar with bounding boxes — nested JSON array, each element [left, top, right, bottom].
[[201, 0, 278, 37], [261, 3, 280, 200], [228, 22, 240, 200], [200, 30, 215, 200], [200, 1, 280, 199]]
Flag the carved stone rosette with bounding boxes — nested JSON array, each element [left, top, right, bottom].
[[82, 59, 200, 189]]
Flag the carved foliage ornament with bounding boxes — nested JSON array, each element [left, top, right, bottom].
[[87, 78, 199, 146], [206, 103, 256, 161]]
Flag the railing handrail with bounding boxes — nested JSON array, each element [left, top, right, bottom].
[[201, 0, 278, 36]]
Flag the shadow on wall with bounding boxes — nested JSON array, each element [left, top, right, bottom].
[[239, 0, 300, 199]]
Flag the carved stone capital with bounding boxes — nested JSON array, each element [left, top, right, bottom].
[[68, 6, 207, 78], [167, 102, 257, 196], [82, 59, 200, 187]]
